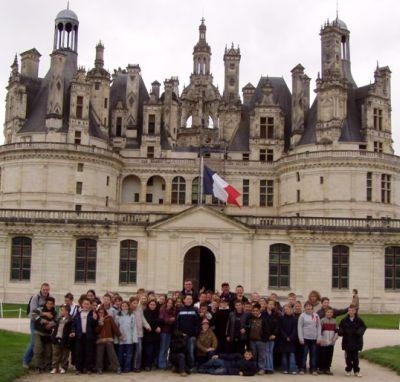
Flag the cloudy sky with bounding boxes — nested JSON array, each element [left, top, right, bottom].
[[1, 0, 400, 152]]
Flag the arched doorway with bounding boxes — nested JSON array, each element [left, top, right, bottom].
[[183, 246, 215, 292]]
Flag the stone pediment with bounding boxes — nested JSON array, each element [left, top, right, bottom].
[[147, 205, 252, 234]]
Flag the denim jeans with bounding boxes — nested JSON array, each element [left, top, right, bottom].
[[158, 332, 171, 369], [265, 340, 275, 371], [301, 339, 317, 372], [250, 340, 267, 371], [22, 320, 35, 365], [118, 344, 134, 372], [133, 338, 142, 370], [281, 352, 298, 373], [198, 358, 227, 375], [186, 336, 196, 369]]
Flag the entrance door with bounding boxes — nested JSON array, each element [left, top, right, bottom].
[[183, 246, 215, 292]]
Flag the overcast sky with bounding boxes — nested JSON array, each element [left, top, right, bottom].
[[1, 0, 400, 152]]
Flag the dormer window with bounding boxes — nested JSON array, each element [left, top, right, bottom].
[[76, 96, 83, 119]]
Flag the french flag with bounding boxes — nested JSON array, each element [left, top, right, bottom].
[[203, 165, 241, 207]]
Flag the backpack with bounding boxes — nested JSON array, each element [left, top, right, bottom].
[[26, 295, 33, 316]]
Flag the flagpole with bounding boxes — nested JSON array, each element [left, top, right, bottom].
[[199, 154, 204, 205]]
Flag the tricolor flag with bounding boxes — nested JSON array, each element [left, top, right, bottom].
[[203, 165, 241, 207]]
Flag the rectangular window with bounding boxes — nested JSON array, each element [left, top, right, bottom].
[[10, 237, 31, 281], [242, 153, 249, 161], [148, 114, 155, 135], [95, 82, 100, 90], [76, 181, 83, 195], [320, 176, 324, 184], [106, 176, 110, 186], [297, 189, 300, 202], [267, 117, 274, 139], [374, 141, 383, 153], [119, 240, 138, 284], [332, 245, 349, 289], [373, 108, 383, 130], [366, 172, 372, 201], [116, 117, 122, 137], [269, 244, 290, 288], [74, 131, 81, 145], [260, 117, 267, 139], [267, 149, 273, 162], [105, 196, 109, 207], [147, 146, 154, 158], [76, 96, 83, 119], [381, 174, 391, 203], [296, 172, 300, 182], [134, 193, 139, 203], [260, 179, 274, 207], [75, 238, 97, 283], [104, 98, 108, 108], [77, 163, 84, 172], [146, 193, 153, 203], [260, 149, 266, 162], [385, 246, 400, 290], [75, 204, 82, 212], [242, 179, 249, 207]]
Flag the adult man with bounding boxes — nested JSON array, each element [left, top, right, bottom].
[[22, 282, 51, 368], [181, 279, 198, 302], [219, 282, 236, 307]]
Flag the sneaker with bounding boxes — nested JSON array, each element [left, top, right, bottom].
[[299, 370, 305, 375], [180, 372, 188, 377], [324, 370, 333, 375], [292, 371, 298, 375], [283, 371, 289, 374], [258, 370, 265, 375], [22, 363, 29, 370], [60, 368, 66, 374], [312, 371, 318, 376], [345, 372, 352, 376], [50, 368, 57, 374], [117, 367, 122, 374], [355, 372, 362, 377]]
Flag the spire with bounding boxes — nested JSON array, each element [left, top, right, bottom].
[[11, 54, 18, 75], [199, 17, 206, 41], [95, 41, 104, 68]]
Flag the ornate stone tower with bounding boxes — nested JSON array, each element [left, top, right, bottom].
[[223, 43, 241, 102], [46, 7, 79, 130], [315, 16, 351, 144], [192, 18, 211, 77]]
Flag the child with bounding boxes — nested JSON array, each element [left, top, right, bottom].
[[94, 306, 122, 374], [263, 298, 279, 374], [158, 298, 176, 370], [71, 297, 98, 374], [279, 304, 298, 374], [50, 304, 73, 374], [245, 302, 268, 374], [338, 305, 367, 377], [116, 301, 137, 373], [32, 296, 57, 372], [320, 307, 338, 375], [297, 301, 321, 375], [130, 296, 151, 372], [196, 319, 218, 365]]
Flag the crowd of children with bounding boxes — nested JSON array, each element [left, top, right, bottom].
[[24, 282, 366, 377]]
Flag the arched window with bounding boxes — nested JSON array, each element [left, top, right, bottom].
[[269, 244, 290, 288], [332, 245, 349, 289], [75, 239, 97, 283], [10, 237, 31, 281], [146, 175, 166, 204], [119, 240, 138, 284], [121, 175, 141, 203], [385, 246, 400, 290], [208, 116, 214, 129], [171, 176, 186, 204]]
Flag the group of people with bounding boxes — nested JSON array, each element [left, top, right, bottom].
[[22, 281, 366, 377]]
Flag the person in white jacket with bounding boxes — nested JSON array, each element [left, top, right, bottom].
[[297, 301, 321, 375]]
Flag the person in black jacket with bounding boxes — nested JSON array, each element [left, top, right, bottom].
[[279, 304, 298, 374], [213, 298, 231, 353], [198, 350, 257, 376], [50, 304, 73, 374], [226, 301, 248, 354], [169, 330, 189, 376], [338, 305, 367, 377], [176, 294, 199, 369], [142, 300, 163, 371]]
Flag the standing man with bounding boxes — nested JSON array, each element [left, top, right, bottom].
[[22, 282, 51, 369], [181, 279, 199, 303]]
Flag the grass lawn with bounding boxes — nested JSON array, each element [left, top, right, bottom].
[[0, 303, 26, 318], [361, 346, 400, 375], [335, 313, 399, 329], [0, 329, 29, 382]]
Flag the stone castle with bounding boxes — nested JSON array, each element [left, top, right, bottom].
[[1, 7, 399, 311]]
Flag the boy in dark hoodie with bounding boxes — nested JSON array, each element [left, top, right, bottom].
[[32, 296, 57, 372], [50, 304, 73, 374], [198, 350, 257, 376]]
